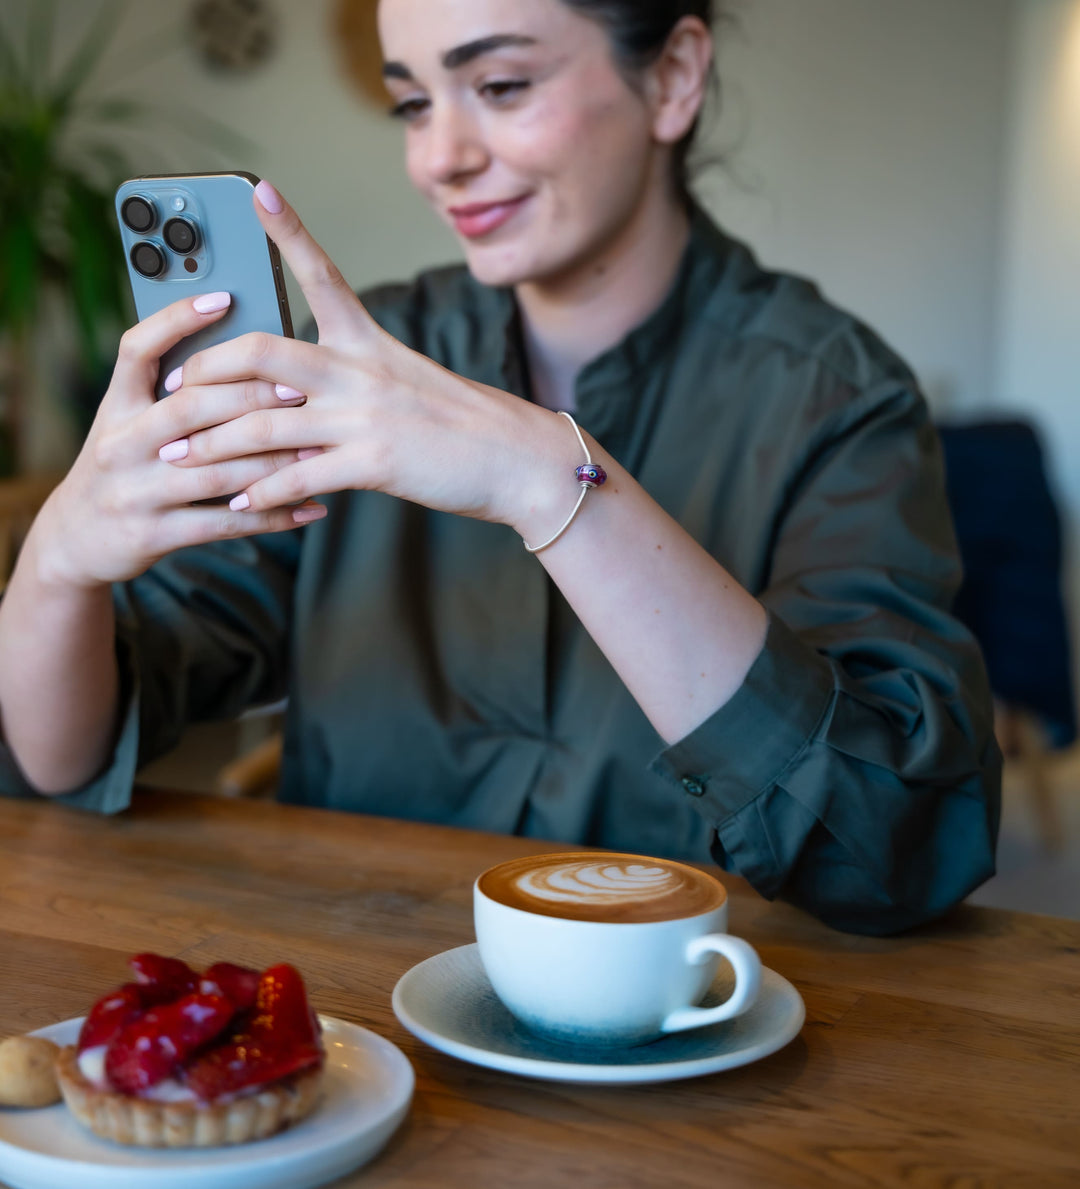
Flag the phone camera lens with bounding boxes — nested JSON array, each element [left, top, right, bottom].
[[121, 196, 156, 234], [163, 217, 198, 255], [130, 241, 166, 279]]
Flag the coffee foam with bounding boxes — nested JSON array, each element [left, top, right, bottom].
[[479, 852, 725, 923]]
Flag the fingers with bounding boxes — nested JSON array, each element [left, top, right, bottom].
[[252, 179, 374, 342], [225, 453, 335, 515], [160, 501, 326, 553], [110, 293, 233, 414], [166, 450, 307, 507], [144, 379, 305, 454], [173, 329, 323, 396], [168, 404, 322, 467]]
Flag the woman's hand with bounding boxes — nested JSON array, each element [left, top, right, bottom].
[[30, 292, 327, 591], [158, 182, 567, 540]]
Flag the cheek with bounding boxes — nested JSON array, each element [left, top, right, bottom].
[[404, 136, 433, 198], [501, 81, 648, 201]]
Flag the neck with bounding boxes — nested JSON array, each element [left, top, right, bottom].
[[515, 188, 691, 412]]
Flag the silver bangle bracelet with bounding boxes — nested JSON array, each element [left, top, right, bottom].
[[522, 411, 607, 554]]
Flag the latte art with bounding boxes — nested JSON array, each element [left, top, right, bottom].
[[479, 852, 725, 923], [516, 862, 682, 907]]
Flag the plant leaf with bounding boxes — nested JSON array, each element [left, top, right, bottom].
[[53, 0, 129, 114], [0, 11, 26, 93], [61, 174, 128, 376], [0, 210, 40, 336], [26, 0, 57, 99]]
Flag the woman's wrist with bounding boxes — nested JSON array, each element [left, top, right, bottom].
[[19, 497, 106, 595], [499, 403, 603, 547]]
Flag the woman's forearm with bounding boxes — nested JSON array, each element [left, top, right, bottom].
[[519, 432, 768, 746], [0, 518, 121, 794]]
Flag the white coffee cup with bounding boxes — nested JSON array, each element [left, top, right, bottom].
[[473, 851, 762, 1047]]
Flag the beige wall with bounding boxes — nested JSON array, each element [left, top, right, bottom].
[[700, 0, 1012, 414], [996, 0, 1080, 548]]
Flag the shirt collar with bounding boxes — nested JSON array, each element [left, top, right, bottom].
[[476, 206, 736, 443]]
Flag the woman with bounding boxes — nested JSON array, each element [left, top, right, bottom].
[[0, 0, 999, 934]]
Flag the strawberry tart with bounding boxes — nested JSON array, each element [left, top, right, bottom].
[[55, 954, 325, 1147]]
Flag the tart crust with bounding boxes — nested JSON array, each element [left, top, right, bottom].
[[55, 1045, 323, 1148]]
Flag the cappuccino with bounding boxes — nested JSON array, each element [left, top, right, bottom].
[[477, 852, 725, 924]]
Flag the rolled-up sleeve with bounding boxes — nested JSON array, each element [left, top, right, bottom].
[[651, 381, 1002, 935]]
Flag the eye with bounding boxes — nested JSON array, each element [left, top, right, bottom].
[[388, 96, 430, 122], [479, 79, 530, 105]]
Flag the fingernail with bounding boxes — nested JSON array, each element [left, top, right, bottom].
[[255, 179, 284, 214], [297, 447, 323, 461], [229, 493, 250, 511], [159, 439, 189, 462], [275, 384, 305, 400], [193, 291, 231, 314], [293, 504, 327, 524], [164, 366, 183, 392]]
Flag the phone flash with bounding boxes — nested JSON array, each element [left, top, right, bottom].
[[172, 196, 186, 211]]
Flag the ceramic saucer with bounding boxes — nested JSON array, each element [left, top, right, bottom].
[[392, 943, 804, 1085]]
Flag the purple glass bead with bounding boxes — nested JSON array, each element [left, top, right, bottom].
[[575, 462, 606, 489]]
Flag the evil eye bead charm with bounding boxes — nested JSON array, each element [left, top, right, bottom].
[[575, 462, 607, 489]]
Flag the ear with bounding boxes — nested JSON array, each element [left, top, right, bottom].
[[645, 16, 714, 147]]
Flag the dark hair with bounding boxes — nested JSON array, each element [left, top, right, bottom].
[[557, 1, 722, 208]]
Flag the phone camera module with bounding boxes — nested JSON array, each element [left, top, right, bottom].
[[163, 217, 199, 255], [130, 241, 167, 279], [121, 196, 156, 234]]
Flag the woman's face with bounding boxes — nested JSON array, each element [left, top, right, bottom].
[[377, 0, 665, 289]]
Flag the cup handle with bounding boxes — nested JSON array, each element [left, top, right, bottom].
[[660, 934, 762, 1034]]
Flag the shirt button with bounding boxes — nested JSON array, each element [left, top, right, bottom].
[[681, 775, 706, 797]]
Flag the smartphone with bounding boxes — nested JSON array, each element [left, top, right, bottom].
[[115, 171, 293, 399]]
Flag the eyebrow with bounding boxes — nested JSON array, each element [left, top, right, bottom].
[[382, 34, 538, 81]]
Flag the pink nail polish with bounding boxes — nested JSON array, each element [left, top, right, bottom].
[[293, 504, 327, 524], [193, 291, 231, 314], [275, 384, 305, 400], [164, 367, 183, 393], [255, 180, 284, 214], [159, 439, 189, 463], [229, 493, 250, 511]]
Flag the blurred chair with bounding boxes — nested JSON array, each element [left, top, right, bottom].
[[0, 472, 63, 591], [938, 419, 1076, 851], [214, 726, 283, 798]]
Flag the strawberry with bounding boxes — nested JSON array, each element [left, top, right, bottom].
[[249, 964, 321, 1046], [77, 982, 148, 1053], [199, 962, 260, 1011], [182, 1037, 324, 1100], [184, 964, 323, 1100], [104, 992, 235, 1094], [128, 953, 199, 1001]]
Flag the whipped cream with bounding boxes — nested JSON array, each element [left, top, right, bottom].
[[77, 1044, 198, 1103], [77, 1045, 108, 1089]]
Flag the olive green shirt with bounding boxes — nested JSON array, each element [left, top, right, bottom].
[[0, 209, 1001, 935]]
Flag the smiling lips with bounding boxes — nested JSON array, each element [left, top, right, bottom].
[[448, 194, 530, 238]]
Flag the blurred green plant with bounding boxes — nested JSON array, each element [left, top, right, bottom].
[[0, 0, 251, 473]]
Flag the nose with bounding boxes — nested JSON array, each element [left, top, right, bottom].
[[418, 102, 489, 186]]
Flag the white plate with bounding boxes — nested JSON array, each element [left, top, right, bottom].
[[0, 1015, 413, 1189], [392, 943, 805, 1086]]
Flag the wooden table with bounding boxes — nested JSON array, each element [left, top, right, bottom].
[[1, 790, 1077, 1188]]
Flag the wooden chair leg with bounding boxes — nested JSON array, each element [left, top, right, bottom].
[[996, 701, 1063, 855], [214, 733, 283, 799]]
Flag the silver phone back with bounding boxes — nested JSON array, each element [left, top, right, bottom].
[[115, 172, 293, 399]]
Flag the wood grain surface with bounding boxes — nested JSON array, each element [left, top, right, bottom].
[[1, 790, 1077, 1188]]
